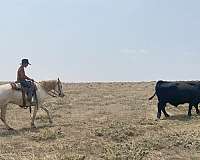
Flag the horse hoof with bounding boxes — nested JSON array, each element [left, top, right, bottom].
[[31, 124, 36, 129], [8, 127, 14, 131]]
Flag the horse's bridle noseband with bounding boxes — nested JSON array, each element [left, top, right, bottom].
[[35, 80, 63, 98]]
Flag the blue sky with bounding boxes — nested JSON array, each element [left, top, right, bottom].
[[0, 0, 200, 82]]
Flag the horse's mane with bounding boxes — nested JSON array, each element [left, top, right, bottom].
[[39, 80, 57, 92]]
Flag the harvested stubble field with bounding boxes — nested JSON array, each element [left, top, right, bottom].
[[1, 82, 200, 160]]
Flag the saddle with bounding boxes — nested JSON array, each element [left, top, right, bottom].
[[10, 82, 38, 108]]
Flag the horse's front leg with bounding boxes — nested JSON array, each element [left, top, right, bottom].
[[31, 105, 38, 128], [0, 105, 13, 130], [40, 106, 53, 124]]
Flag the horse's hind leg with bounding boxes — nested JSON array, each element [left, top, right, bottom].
[[0, 105, 13, 130], [41, 106, 53, 124]]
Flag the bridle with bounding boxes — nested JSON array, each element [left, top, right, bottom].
[[50, 80, 63, 97], [35, 80, 63, 98]]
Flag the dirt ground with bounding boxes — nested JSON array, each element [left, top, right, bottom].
[[1, 82, 200, 160]]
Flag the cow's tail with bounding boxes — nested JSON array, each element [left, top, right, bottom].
[[149, 92, 156, 100], [148, 80, 162, 100]]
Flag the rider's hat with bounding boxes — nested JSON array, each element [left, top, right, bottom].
[[21, 59, 31, 65]]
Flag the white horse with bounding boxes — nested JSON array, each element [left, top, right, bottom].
[[0, 78, 65, 130]]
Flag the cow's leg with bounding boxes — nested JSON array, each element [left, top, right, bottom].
[[194, 104, 200, 115], [188, 103, 193, 117], [162, 105, 170, 118], [157, 102, 165, 119], [31, 105, 38, 128], [0, 105, 13, 130], [40, 106, 53, 124]]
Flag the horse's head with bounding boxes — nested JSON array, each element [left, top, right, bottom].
[[39, 78, 65, 97], [55, 78, 65, 97]]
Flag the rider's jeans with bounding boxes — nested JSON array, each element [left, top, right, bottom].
[[20, 80, 34, 100]]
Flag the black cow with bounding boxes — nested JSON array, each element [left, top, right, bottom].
[[149, 80, 200, 119]]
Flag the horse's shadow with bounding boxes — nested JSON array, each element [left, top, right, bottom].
[[0, 124, 53, 137], [0, 123, 71, 137], [0, 128, 18, 137]]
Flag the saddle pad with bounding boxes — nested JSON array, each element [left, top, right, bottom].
[[10, 82, 22, 90]]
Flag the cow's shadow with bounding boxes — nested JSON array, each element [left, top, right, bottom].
[[163, 114, 198, 121]]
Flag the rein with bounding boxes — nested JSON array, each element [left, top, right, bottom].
[[35, 81, 59, 97]]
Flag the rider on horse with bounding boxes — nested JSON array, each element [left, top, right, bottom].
[[17, 59, 35, 106]]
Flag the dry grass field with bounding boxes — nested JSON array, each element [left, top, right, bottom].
[[1, 82, 200, 160]]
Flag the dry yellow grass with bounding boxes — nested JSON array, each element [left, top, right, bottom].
[[1, 82, 200, 160]]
